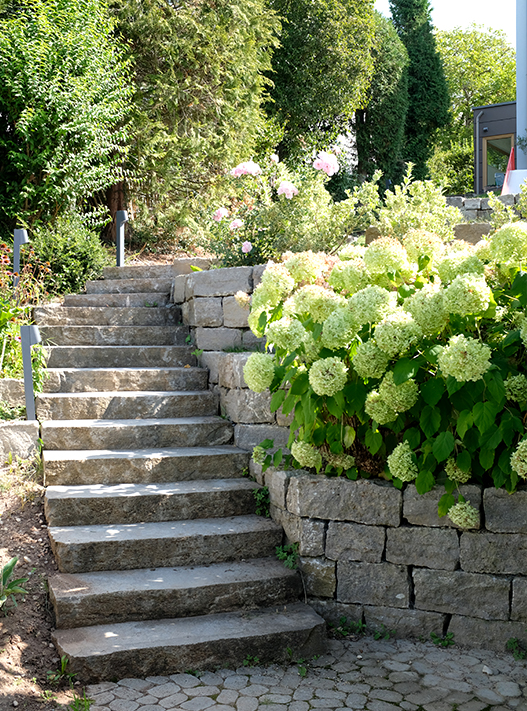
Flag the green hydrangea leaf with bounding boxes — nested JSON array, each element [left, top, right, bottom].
[[420, 406, 441, 438], [270, 389, 286, 412], [456, 450, 471, 473], [365, 428, 383, 455], [472, 401, 499, 436], [432, 431, 455, 462], [438, 493, 455, 517], [421, 378, 445, 407], [415, 469, 435, 494], [456, 410, 473, 439], [393, 357, 421, 385], [479, 447, 495, 470]]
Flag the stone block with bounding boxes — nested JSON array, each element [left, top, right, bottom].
[[499, 194, 515, 206], [386, 527, 459, 570], [459, 209, 478, 221], [252, 264, 266, 289], [199, 351, 228, 384], [185, 298, 223, 327], [403, 484, 481, 528], [460, 532, 527, 574], [413, 569, 510, 620], [195, 327, 242, 351], [185, 266, 252, 298], [325, 522, 385, 563], [308, 599, 363, 627], [286, 475, 402, 526], [453, 223, 491, 245], [0, 420, 40, 462], [242, 330, 266, 351], [270, 503, 301, 544], [220, 388, 273, 424], [364, 226, 381, 245], [511, 578, 527, 622], [363, 606, 444, 639], [0, 378, 25, 407], [172, 274, 187, 303], [480, 198, 490, 209], [463, 198, 481, 210], [173, 257, 212, 274], [484, 486, 527, 533], [223, 296, 250, 328], [275, 406, 294, 427], [300, 557, 336, 598], [265, 469, 293, 510], [448, 615, 527, 651], [299, 519, 325, 557], [446, 196, 463, 208], [234, 424, 290, 452], [218, 353, 250, 389], [337, 561, 409, 608]]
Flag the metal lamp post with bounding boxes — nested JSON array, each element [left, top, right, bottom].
[[13, 228, 29, 289]]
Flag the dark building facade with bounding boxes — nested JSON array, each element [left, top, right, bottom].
[[473, 101, 516, 194]]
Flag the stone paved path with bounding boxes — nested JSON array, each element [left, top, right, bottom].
[[86, 637, 527, 711]]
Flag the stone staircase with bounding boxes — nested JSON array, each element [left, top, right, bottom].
[[34, 264, 325, 681]]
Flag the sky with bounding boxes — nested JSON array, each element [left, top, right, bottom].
[[374, 0, 516, 47]]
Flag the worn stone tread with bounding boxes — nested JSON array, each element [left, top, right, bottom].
[[52, 602, 326, 681], [45, 478, 260, 526], [35, 306, 181, 327], [43, 367, 208, 393], [49, 558, 301, 628], [45, 345, 196, 369], [48, 515, 282, 572], [41, 416, 234, 450], [63, 293, 170, 307], [36, 390, 217, 420], [40, 325, 188, 347], [85, 278, 173, 294]]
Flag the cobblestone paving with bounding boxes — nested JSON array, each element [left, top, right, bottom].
[[86, 637, 527, 711]]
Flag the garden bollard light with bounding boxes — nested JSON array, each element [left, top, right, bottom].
[[20, 324, 41, 421], [116, 210, 128, 267], [13, 229, 29, 289]]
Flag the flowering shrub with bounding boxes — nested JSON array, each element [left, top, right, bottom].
[[241, 226, 527, 527]]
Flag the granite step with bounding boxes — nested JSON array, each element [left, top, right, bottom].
[[39, 325, 189, 347], [52, 603, 326, 681], [48, 515, 282, 573], [34, 305, 181, 327], [45, 345, 196, 369], [43, 367, 208, 393], [49, 558, 301, 629], [63, 293, 170, 307], [102, 260, 209, 281], [40, 417, 233, 451], [45, 479, 260, 527], [36, 390, 217, 420], [43, 445, 249, 486], [85, 278, 173, 294]]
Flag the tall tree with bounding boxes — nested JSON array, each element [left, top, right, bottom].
[[354, 12, 409, 184], [389, 0, 450, 179], [266, 0, 376, 159]]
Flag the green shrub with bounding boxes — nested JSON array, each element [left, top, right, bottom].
[[28, 214, 110, 295]]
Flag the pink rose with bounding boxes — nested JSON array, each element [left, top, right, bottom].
[[242, 241, 253, 253], [277, 180, 299, 199], [313, 150, 339, 176], [229, 219, 244, 230], [213, 207, 229, 222], [230, 160, 262, 177]]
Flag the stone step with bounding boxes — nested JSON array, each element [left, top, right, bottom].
[[102, 259, 210, 281], [43, 367, 208, 393], [43, 445, 249, 486], [86, 278, 173, 294], [36, 390, 217, 420], [63, 293, 170, 307], [45, 345, 196, 369], [52, 603, 325, 681], [49, 558, 301, 629], [34, 306, 181, 326], [40, 325, 188, 347], [41, 417, 233, 451], [45, 479, 260, 526], [49, 515, 282, 573]]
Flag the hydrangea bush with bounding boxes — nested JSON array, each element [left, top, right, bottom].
[[240, 226, 527, 527]]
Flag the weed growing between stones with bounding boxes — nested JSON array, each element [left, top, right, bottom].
[[253, 485, 270, 517], [507, 637, 527, 660], [0, 452, 43, 502], [431, 631, 455, 647], [275, 542, 299, 569]]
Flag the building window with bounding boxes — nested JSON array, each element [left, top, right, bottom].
[[483, 134, 514, 189]]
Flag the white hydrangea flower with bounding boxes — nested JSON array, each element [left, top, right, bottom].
[[445, 457, 471, 484], [252, 446, 267, 465], [308, 357, 348, 396], [438, 334, 491, 383], [405, 282, 448, 334], [403, 229, 444, 266], [445, 274, 492, 316], [243, 353, 275, 392], [387, 441, 418, 482], [266, 317, 306, 351], [511, 439, 527, 479], [364, 237, 412, 276], [259, 262, 295, 302], [325, 452, 355, 470], [505, 375, 527, 404], [251, 283, 279, 310], [447, 501, 480, 529], [234, 291, 251, 309], [349, 285, 397, 326], [489, 222, 527, 266], [364, 390, 398, 424], [321, 308, 358, 349], [328, 258, 369, 294], [338, 243, 367, 260], [289, 285, 345, 323], [437, 249, 484, 283], [291, 440, 322, 469], [378, 371, 419, 413], [352, 340, 390, 379], [474, 239, 492, 262], [283, 251, 326, 284], [248, 306, 266, 336], [374, 309, 422, 358]]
